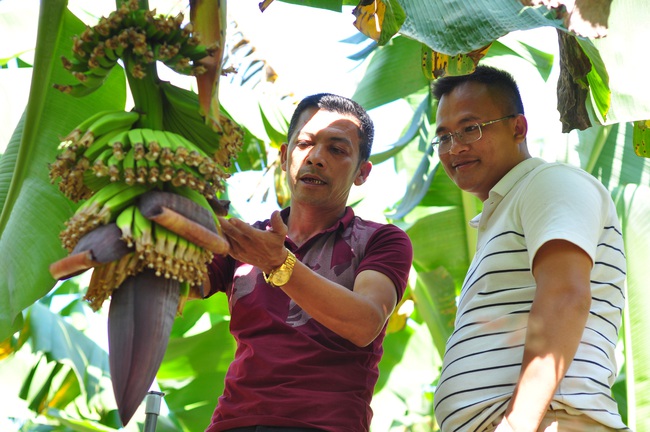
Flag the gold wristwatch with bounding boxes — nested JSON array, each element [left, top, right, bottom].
[[263, 249, 297, 287]]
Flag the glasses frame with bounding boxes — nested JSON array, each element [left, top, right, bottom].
[[431, 114, 518, 154]]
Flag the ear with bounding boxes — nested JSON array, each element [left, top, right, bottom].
[[354, 161, 372, 186], [280, 143, 289, 172], [514, 114, 528, 142]]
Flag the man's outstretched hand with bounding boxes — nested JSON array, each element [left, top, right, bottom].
[[218, 211, 288, 274]]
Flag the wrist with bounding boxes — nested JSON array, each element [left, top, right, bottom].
[[263, 248, 296, 288], [269, 248, 289, 273]]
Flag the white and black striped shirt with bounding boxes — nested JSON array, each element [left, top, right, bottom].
[[434, 158, 629, 432]]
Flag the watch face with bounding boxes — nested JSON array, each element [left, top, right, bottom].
[[272, 268, 291, 286]]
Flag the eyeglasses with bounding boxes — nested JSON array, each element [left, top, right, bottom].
[[431, 114, 517, 154]]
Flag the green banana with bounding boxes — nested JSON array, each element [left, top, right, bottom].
[[147, 158, 161, 184], [135, 156, 149, 185], [142, 131, 162, 162], [60, 109, 119, 143], [53, 82, 102, 98], [79, 111, 140, 148], [116, 205, 136, 247], [60, 181, 133, 251], [84, 129, 129, 162], [103, 183, 152, 222], [61, 56, 89, 72], [77, 181, 133, 214], [122, 147, 136, 185], [107, 153, 123, 182], [161, 129, 209, 167], [133, 204, 154, 262], [91, 148, 113, 178]]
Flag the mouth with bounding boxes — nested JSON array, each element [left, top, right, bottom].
[[300, 175, 327, 185], [452, 159, 478, 170]]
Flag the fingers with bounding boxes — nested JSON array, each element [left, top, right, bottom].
[[269, 210, 288, 236], [215, 214, 287, 270]]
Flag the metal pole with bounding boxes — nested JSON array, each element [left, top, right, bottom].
[[143, 391, 164, 432]]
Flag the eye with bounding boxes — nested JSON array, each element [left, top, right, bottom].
[[438, 134, 453, 144], [463, 124, 480, 134], [295, 140, 311, 149]]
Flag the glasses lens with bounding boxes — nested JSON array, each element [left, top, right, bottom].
[[462, 124, 482, 144]]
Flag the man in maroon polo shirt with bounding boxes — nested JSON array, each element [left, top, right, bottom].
[[202, 93, 413, 432]]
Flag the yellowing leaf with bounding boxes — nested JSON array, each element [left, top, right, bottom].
[[633, 120, 650, 157], [422, 43, 492, 80], [190, 0, 227, 123], [353, 0, 385, 42]]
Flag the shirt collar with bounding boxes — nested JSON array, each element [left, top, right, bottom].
[[489, 157, 546, 200], [280, 206, 355, 241], [469, 158, 546, 228]]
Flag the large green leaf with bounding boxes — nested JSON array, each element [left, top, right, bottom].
[[392, 0, 650, 124], [157, 319, 235, 432], [614, 185, 650, 432], [576, 123, 650, 189], [0, 4, 127, 341], [589, 0, 650, 124], [352, 35, 428, 111], [398, 0, 561, 55], [371, 320, 439, 431]]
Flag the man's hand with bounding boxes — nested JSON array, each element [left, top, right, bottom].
[[218, 211, 288, 273]]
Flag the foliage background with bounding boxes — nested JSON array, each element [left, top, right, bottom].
[[1, 0, 649, 431]]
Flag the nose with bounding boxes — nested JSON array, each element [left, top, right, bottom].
[[306, 144, 325, 167], [447, 134, 468, 155]]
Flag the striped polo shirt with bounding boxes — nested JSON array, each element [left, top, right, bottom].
[[434, 158, 629, 432]]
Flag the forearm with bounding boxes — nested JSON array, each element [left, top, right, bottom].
[[504, 293, 590, 431], [280, 261, 396, 347]]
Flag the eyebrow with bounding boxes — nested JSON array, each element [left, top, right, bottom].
[[296, 132, 354, 147]]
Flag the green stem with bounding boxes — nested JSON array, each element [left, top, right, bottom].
[[125, 58, 165, 130], [584, 125, 612, 175], [116, 0, 163, 129]]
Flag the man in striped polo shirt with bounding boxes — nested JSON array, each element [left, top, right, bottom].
[[431, 66, 629, 432]]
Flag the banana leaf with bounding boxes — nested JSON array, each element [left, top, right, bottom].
[[613, 184, 650, 431], [0, 1, 127, 341]]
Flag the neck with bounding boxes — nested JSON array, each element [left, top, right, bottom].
[[286, 203, 347, 246]]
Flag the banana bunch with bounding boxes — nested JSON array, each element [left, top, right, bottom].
[[50, 110, 141, 201], [50, 114, 229, 203], [70, 186, 221, 313], [54, 0, 216, 97], [48, 0, 239, 426]]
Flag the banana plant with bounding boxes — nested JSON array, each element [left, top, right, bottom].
[[3, 0, 650, 430]]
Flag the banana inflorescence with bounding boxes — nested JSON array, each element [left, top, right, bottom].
[[48, 0, 239, 426]]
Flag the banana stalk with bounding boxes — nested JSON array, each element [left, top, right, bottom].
[[48, 1, 238, 425]]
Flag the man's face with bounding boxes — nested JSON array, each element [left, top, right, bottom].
[[281, 108, 371, 210], [435, 82, 525, 201]]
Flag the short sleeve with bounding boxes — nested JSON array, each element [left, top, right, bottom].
[[356, 224, 413, 300], [519, 164, 610, 267]]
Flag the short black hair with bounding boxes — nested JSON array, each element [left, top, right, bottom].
[[432, 65, 525, 115], [287, 93, 374, 162]]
